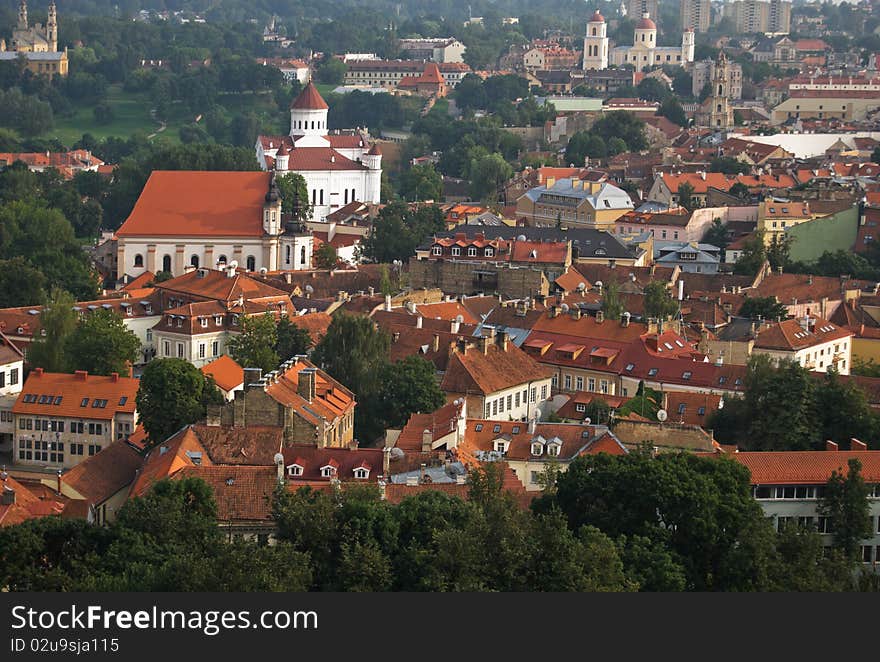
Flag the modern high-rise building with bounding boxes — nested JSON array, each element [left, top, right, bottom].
[[626, 0, 659, 26], [724, 0, 791, 35], [681, 0, 711, 33]]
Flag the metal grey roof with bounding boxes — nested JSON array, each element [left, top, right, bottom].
[[523, 179, 634, 212]]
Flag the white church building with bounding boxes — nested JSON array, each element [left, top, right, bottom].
[[115, 171, 314, 280], [602, 13, 694, 69], [255, 82, 382, 223]]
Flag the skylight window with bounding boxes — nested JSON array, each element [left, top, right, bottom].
[[664, 342, 674, 350], [80, 398, 89, 407], [648, 368, 658, 377], [682, 371, 692, 380], [625, 363, 634, 371]]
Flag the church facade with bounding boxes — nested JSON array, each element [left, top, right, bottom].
[[114, 171, 313, 281], [255, 82, 382, 223], [608, 14, 694, 69], [695, 52, 735, 129], [0, 1, 67, 78]]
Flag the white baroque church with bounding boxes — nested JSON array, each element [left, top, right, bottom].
[[584, 12, 694, 71], [255, 82, 382, 223]]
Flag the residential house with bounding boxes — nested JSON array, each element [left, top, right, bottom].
[[516, 178, 634, 229], [655, 242, 722, 274], [0, 333, 23, 449], [732, 443, 880, 563], [757, 198, 812, 243], [201, 355, 245, 401], [12, 369, 139, 470]]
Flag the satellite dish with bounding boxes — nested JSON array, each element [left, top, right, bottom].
[[517, 234, 527, 242], [577, 282, 586, 292], [657, 409, 668, 422], [584, 417, 591, 426], [595, 280, 603, 288], [560, 303, 569, 313], [273, 452, 284, 464], [305, 284, 314, 293], [259, 267, 268, 275]]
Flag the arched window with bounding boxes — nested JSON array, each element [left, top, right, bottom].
[[190, 255, 199, 268], [300, 245, 306, 265], [134, 254, 144, 268], [717, 104, 722, 112], [344, 189, 349, 204], [246, 256, 256, 271], [718, 84, 723, 95], [286, 245, 291, 264], [162, 255, 171, 273], [218, 254, 227, 265], [592, 28, 596, 36], [311, 121, 315, 130]]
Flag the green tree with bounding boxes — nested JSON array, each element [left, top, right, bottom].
[[709, 156, 750, 175], [643, 281, 678, 320], [0, 257, 47, 307], [564, 131, 606, 166], [362, 202, 444, 263], [377, 356, 446, 429], [314, 242, 337, 269], [818, 458, 872, 561], [316, 58, 346, 85], [276, 172, 311, 222], [677, 181, 696, 210], [313, 313, 391, 441], [739, 296, 789, 321], [276, 317, 312, 361], [702, 217, 728, 254], [729, 181, 751, 199], [583, 398, 612, 426], [399, 163, 442, 202], [636, 77, 671, 102], [601, 279, 623, 321], [25, 288, 77, 373], [658, 97, 687, 127], [136, 359, 223, 445], [65, 309, 140, 376], [469, 152, 513, 204], [227, 314, 280, 373], [733, 232, 767, 276]]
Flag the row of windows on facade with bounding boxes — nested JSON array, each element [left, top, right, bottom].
[[617, 227, 682, 240], [555, 374, 611, 394], [286, 464, 369, 479], [0, 368, 20, 388], [163, 340, 220, 360], [433, 245, 495, 257], [165, 314, 250, 329], [756, 484, 880, 500], [20, 394, 125, 408], [622, 53, 682, 62], [18, 418, 126, 436], [483, 386, 544, 418], [135, 245, 310, 271], [492, 438, 563, 457], [18, 439, 102, 462]]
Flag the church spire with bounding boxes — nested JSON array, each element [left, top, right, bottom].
[[18, 0, 28, 31]]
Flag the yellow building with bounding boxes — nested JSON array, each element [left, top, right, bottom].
[[757, 198, 811, 244], [0, 1, 68, 78], [515, 177, 634, 229]]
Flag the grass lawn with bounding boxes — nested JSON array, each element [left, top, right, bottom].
[[314, 83, 338, 97]]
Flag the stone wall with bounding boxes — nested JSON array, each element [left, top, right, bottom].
[[408, 258, 549, 299]]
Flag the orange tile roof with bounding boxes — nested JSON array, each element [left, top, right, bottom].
[[664, 391, 722, 427], [414, 301, 479, 324], [264, 358, 355, 425], [731, 450, 880, 485], [13, 369, 138, 421], [0, 473, 65, 527], [280, 445, 385, 482], [129, 426, 213, 497], [290, 81, 329, 110], [61, 440, 143, 505], [201, 355, 244, 392], [123, 271, 155, 291], [116, 171, 271, 238], [287, 312, 333, 345], [754, 316, 852, 351], [440, 339, 550, 396], [174, 465, 278, 522], [157, 268, 289, 303], [396, 400, 465, 452]]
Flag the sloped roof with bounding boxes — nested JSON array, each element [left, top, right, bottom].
[[0, 474, 65, 527], [201, 355, 245, 392], [732, 450, 880, 485], [440, 340, 550, 396], [116, 171, 271, 238], [61, 440, 143, 505], [290, 81, 329, 110], [13, 370, 138, 421], [174, 465, 278, 522]]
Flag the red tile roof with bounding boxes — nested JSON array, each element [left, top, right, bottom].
[[281, 445, 385, 482], [396, 400, 465, 452], [290, 81, 329, 110], [175, 465, 278, 522], [116, 171, 271, 238], [129, 426, 213, 497], [264, 358, 355, 425], [201, 355, 244, 392], [754, 316, 852, 351], [732, 450, 880, 485], [13, 369, 138, 421], [440, 338, 550, 396], [0, 473, 66, 527], [61, 440, 143, 505]]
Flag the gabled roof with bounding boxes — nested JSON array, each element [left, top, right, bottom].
[[157, 268, 289, 303], [129, 426, 213, 498], [189, 424, 283, 465], [396, 400, 465, 452], [0, 474, 65, 527], [290, 81, 329, 110], [201, 355, 244, 392], [732, 450, 880, 485], [440, 339, 550, 396], [754, 316, 852, 351], [280, 445, 384, 482], [13, 369, 139, 421], [264, 358, 355, 425], [61, 440, 143, 505], [174, 465, 278, 522]]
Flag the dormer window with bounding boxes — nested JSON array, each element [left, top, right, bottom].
[[468, 247, 477, 256], [547, 443, 560, 457], [485, 248, 494, 257], [200, 318, 208, 328], [494, 440, 507, 454], [215, 316, 222, 326], [176, 319, 183, 328], [287, 464, 303, 477], [353, 468, 369, 479], [321, 466, 336, 478], [451, 247, 461, 256], [531, 442, 544, 456], [432, 246, 442, 256], [576, 404, 586, 412]]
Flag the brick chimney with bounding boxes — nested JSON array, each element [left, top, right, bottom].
[[478, 335, 489, 354], [825, 440, 839, 451], [74, 370, 88, 381], [851, 438, 867, 451], [497, 330, 509, 352], [111, 372, 119, 383], [432, 333, 440, 352], [298, 367, 316, 402], [421, 429, 432, 452], [33, 367, 44, 377], [243, 367, 262, 387]]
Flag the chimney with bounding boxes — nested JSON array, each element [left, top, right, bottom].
[[421, 429, 432, 452], [457, 338, 468, 355], [528, 416, 537, 434], [595, 310, 604, 323], [478, 335, 489, 354], [275, 452, 285, 483], [450, 319, 460, 334], [74, 370, 88, 381], [384, 294, 392, 312], [33, 367, 44, 377], [416, 316, 423, 329], [621, 311, 631, 327], [851, 438, 867, 451], [349, 438, 358, 451], [243, 367, 263, 387], [825, 440, 839, 451], [497, 330, 509, 352], [298, 367, 316, 402], [111, 372, 119, 382], [0, 485, 14, 506], [432, 333, 440, 352], [205, 404, 221, 427], [382, 447, 391, 476]]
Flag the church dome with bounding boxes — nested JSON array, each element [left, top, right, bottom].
[[367, 143, 382, 156], [635, 14, 656, 30], [590, 10, 604, 23], [290, 81, 329, 110]]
